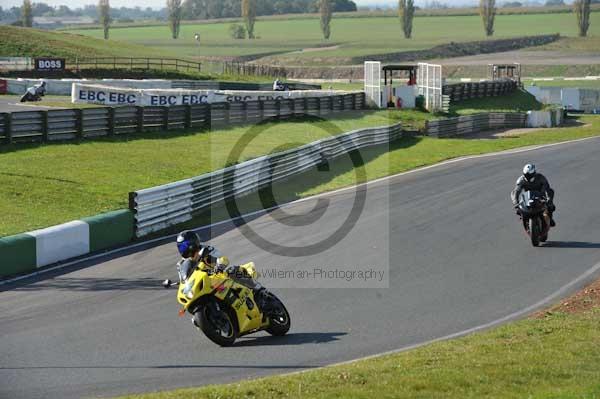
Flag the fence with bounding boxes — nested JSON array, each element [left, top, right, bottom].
[[425, 112, 528, 137], [0, 92, 366, 145], [443, 80, 518, 102], [0, 57, 33, 72], [73, 58, 202, 73], [223, 61, 289, 78], [129, 122, 404, 237]]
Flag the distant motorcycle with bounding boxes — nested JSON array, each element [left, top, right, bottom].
[[517, 190, 551, 246], [20, 91, 43, 102], [20, 82, 46, 103]]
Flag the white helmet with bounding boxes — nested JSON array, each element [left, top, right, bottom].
[[522, 163, 536, 180]]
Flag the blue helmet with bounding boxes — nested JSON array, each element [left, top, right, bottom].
[[176, 230, 201, 258]]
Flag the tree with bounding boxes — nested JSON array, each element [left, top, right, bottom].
[[166, 0, 182, 39], [398, 0, 415, 39], [229, 23, 246, 39], [98, 0, 111, 40], [479, 0, 496, 37], [319, 0, 332, 39], [22, 0, 32, 27], [332, 0, 357, 11], [574, 0, 591, 37], [242, 0, 257, 39]]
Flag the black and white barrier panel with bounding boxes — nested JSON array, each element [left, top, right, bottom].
[[72, 83, 347, 106], [425, 113, 528, 137], [129, 122, 404, 237], [425, 110, 564, 138]]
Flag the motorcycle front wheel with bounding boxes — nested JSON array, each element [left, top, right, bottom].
[[194, 301, 237, 347], [529, 217, 541, 247], [265, 294, 291, 336]]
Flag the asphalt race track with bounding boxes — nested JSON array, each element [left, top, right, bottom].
[[2, 137, 600, 399]]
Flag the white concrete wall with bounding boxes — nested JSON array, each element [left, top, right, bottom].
[[27, 221, 90, 267]]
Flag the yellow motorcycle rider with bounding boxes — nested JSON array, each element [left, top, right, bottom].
[[176, 230, 270, 310]]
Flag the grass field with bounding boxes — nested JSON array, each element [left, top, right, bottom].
[[68, 13, 600, 65]]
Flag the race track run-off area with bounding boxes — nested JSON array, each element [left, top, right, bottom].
[[1, 137, 600, 399]]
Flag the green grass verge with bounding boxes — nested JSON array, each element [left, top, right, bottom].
[[68, 13, 600, 65], [449, 89, 544, 115], [0, 109, 427, 237], [524, 79, 600, 89], [0, 94, 102, 109], [116, 308, 600, 399]]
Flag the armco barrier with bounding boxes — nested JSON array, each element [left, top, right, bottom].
[[0, 92, 365, 145], [129, 122, 405, 237], [425, 113, 528, 137], [0, 210, 134, 279], [442, 80, 518, 102]]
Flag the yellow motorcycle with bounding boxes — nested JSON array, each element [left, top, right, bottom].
[[162, 261, 290, 346]]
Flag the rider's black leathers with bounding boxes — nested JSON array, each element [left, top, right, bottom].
[[511, 173, 556, 219]]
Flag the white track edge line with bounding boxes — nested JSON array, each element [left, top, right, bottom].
[[2, 134, 599, 286]]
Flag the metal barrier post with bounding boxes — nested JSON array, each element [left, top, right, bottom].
[[75, 109, 83, 140], [136, 106, 144, 133], [41, 111, 48, 142], [3, 113, 12, 144], [107, 107, 115, 136], [185, 105, 191, 129]]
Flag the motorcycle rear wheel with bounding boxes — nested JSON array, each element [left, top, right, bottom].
[[265, 294, 291, 336], [194, 302, 237, 347]]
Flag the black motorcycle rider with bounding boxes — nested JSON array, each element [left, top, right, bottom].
[[511, 163, 556, 227], [175, 230, 270, 308]]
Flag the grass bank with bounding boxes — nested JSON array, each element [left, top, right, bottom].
[[0, 25, 170, 60], [449, 89, 544, 115]]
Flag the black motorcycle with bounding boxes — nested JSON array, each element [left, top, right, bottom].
[[517, 190, 551, 247], [20, 91, 43, 103]]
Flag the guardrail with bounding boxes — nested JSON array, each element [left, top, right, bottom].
[[128, 122, 404, 237], [443, 80, 518, 102], [171, 81, 321, 91], [0, 92, 365, 145], [425, 112, 528, 137]]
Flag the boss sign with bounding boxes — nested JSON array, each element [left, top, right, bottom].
[[35, 58, 66, 71]]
